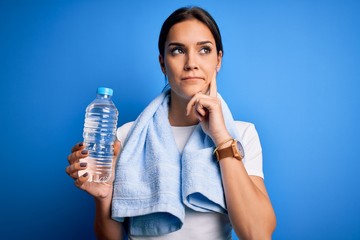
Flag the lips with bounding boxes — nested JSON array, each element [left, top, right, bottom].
[[181, 76, 204, 80]]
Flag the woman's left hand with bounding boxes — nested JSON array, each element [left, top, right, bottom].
[[186, 74, 231, 145]]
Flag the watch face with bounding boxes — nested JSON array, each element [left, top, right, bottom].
[[236, 140, 245, 159]]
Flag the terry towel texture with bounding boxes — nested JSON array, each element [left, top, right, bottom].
[[112, 90, 244, 236]]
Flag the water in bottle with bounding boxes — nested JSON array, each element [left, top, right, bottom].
[[81, 87, 118, 182]]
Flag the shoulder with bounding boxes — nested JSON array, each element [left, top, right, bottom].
[[116, 121, 135, 146], [234, 120, 254, 131], [234, 121, 258, 138], [234, 120, 262, 151]]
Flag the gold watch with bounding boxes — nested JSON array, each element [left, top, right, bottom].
[[214, 139, 244, 161]]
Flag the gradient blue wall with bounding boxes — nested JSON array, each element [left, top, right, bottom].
[[1, 0, 359, 239]]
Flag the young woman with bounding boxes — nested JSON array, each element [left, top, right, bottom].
[[66, 6, 276, 240]]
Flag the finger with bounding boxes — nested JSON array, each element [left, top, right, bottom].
[[113, 140, 121, 157], [186, 96, 197, 116], [194, 107, 205, 122], [112, 140, 121, 170], [209, 73, 218, 98], [186, 92, 202, 116], [195, 105, 206, 122], [71, 142, 85, 153], [67, 149, 89, 165], [66, 162, 88, 179], [195, 101, 207, 118], [75, 172, 89, 188]]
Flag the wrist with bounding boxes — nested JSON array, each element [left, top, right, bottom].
[[94, 193, 113, 208], [217, 139, 233, 150], [94, 195, 113, 220], [213, 133, 232, 146], [214, 138, 245, 162]]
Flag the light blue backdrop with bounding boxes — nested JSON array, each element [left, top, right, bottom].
[[1, 0, 359, 239]]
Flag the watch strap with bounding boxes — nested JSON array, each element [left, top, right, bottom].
[[214, 139, 243, 161]]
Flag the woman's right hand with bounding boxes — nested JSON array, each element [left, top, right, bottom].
[[66, 141, 121, 199]]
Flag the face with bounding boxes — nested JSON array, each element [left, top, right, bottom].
[[160, 19, 222, 101]]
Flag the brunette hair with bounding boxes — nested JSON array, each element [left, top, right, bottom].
[[158, 6, 223, 57]]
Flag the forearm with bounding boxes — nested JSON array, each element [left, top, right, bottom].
[[220, 158, 276, 240], [94, 196, 125, 240]]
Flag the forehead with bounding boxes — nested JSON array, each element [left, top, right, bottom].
[[166, 19, 215, 44]]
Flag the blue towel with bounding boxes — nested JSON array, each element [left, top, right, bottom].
[[112, 89, 242, 236]]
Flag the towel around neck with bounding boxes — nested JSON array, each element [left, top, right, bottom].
[[111, 90, 242, 236]]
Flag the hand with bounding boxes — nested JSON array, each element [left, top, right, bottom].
[[66, 141, 121, 199], [186, 74, 231, 145]]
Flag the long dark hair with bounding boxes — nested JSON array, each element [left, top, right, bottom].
[[158, 6, 223, 58]]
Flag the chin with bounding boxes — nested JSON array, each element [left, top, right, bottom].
[[170, 82, 208, 97], [173, 88, 205, 100]]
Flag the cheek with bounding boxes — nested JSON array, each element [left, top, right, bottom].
[[165, 60, 182, 76], [202, 56, 219, 71], [203, 63, 217, 76]]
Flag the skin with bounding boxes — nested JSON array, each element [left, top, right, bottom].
[[66, 18, 276, 240], [66, 141, 125, 238]]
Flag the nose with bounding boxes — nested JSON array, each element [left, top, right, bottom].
[[184, 51, 198, 71]]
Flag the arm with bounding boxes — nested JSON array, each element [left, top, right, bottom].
[[94, 193, 126, 240], [187, 76, 276, 239], [218, 139, 276, 239], [208, 126, 276, 239], [214, 123, 276, 239], [66, 141, 126, 240]]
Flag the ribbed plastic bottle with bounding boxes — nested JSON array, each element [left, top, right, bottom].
[[82, 87, 118, 182]]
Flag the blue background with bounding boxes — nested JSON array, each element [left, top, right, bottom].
[[1, 0, 359, 239]]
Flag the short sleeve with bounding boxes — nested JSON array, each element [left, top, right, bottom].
[[116, 121, 134, 148], [235, 121, 264, 179]]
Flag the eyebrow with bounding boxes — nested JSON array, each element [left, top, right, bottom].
[[167, 41, 214, 47]]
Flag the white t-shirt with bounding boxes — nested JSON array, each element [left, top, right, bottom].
[[116, 121, 263, 239]]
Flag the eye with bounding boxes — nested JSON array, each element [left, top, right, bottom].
[[170, 47, 185, 55], [199, 46, 212, 55]]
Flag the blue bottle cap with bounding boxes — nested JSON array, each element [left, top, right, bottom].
[[97, 87, 113, 96]]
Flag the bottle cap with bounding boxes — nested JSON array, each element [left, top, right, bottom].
[[97, 87, 113, 96]]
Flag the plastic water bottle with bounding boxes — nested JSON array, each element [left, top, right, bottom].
[[81, 87, 118, 182]]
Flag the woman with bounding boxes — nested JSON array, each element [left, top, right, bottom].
[[66, 6, 276, 240]]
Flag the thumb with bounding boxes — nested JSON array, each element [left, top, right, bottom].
[[113, 140, 121, 157]]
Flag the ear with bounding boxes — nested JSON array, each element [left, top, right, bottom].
[[159, 55, 166, 74], [216, 51, 223, 72]]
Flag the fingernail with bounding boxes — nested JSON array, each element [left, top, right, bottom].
[[78, 143, 83, 147], [80, 162, 87, 167], [82, 172, 88, 177], [81, 150, 88, 155]]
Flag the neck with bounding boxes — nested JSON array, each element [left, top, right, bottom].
[[168, 92, 199, 127]]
